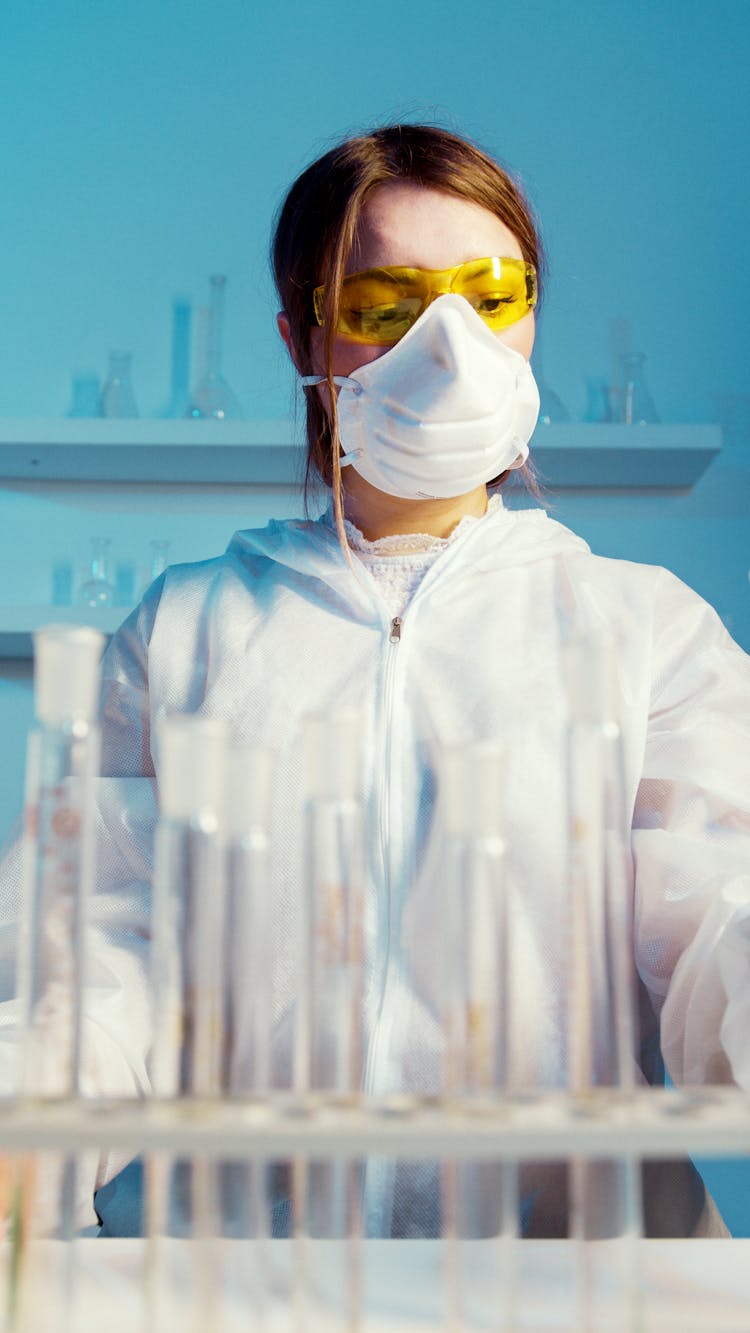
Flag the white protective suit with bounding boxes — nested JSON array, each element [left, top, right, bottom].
[[1, 498, 749, 1236]]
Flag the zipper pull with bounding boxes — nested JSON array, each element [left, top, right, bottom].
[[389, 616, 402, 644]]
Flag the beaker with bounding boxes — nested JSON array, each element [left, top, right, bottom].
[[620, 353, 659, 425], [186, 275, 242, 420], [78, 537, 116, 608], [99, 350, 138, 418]]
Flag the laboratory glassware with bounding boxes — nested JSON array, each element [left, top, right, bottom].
[[438, 738, 518, 1332], [294, 709, 364, 1331], [18, 624, 105, 1098], [160, 298, 192, 419], [564, 632, 642, 1331], [13, 625, 104, 1327], [223, 742, 274, 1321], [148, 713, 230, 1330], [99, 350, 138, 418], [186, 274, 242, 420], [620, 352, 659, 425], [77, 537, 116, 609], [140, 539, 171, 598]]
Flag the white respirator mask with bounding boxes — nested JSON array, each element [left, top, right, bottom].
[[302, 293, 540, 500]]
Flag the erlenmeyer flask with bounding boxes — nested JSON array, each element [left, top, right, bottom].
[[99, 350, 138, 418], [78, 538, 116, 608], [620, 353, 659, 425], [186, 275, 242, 420]]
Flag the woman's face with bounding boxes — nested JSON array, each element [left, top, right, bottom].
[[307, 180, 536, 377]]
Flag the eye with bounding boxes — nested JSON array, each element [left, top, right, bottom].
[[469, 294, 516, 315]]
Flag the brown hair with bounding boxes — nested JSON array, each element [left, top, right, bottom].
[[272, 124, 546, 535]]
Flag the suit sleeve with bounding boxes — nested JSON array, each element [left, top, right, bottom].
[[631, 568, 750, 1086]]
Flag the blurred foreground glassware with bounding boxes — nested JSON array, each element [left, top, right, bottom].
[[99, 350, 138, 418], [148, 714, 230, 1327], [12, 626, 104, 1328], [620, 353, 659, 425], [439, 739, 518, 1332], [564, 632, 642, 1330], [78, 538, 115, 608], [186, 275, 242, 420], [294, 709, 364, 1330]]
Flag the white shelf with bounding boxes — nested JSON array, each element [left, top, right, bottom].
[[0, 605, 125, 658], [0, 419, 306, 484], [0, 419, 722, 488]]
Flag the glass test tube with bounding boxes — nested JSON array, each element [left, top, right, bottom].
[[15, 625, 104, 1329], [148, 714, 229, 1333], [439, 740, 517, 1333], [293, 710, 364, 1331], [223, 743, 274, 1319], [564, 634, 642, 1332]]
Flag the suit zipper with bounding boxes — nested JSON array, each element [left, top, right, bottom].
[[363, 615, 403, 1097]]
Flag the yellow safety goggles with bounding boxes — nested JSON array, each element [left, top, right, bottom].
[[313, 256, 537, 345]]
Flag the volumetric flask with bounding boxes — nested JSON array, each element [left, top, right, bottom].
[[186, 275, 242, 420], [78, 537, 116, 608]]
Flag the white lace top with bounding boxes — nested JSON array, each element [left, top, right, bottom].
[[332, 493, 505, 618]]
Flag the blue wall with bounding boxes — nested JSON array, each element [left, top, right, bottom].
[[1, 1, 748, 425]]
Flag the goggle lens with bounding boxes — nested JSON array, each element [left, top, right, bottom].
[[313, 257, 537, 345]]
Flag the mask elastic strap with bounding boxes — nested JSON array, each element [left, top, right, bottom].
[[299, 375, 363, 467], [300, 374, 362, 395]]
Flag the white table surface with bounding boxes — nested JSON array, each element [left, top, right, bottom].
[[2, 1238, 750, 1332]]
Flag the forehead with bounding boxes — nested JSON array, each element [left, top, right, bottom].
[[348, 181, 523, 273]]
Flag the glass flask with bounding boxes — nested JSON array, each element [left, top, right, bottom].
[[78, 537, 116, 608], [186, 274, 242, 420], [99, 350, 138, 418], [620, 353, 659, 425]]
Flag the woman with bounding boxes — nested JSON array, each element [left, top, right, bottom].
[[8, 124, 750, 1237]]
